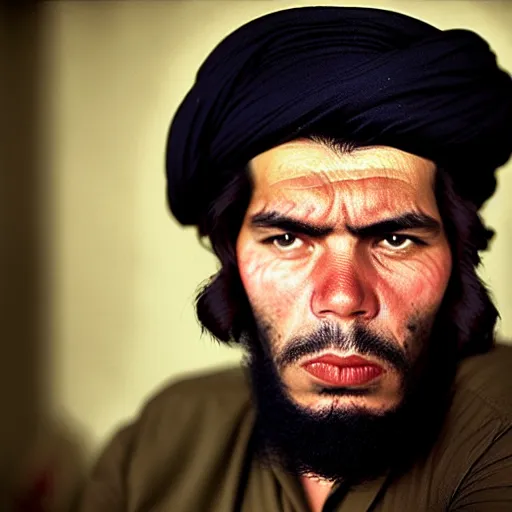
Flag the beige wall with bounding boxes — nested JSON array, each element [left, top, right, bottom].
[[41, 0, 512, 460]]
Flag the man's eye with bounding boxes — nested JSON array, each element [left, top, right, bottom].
[[266, 233, 304, 251], [379, 234, 417, 250]]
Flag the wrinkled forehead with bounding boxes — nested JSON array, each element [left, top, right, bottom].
[[249, 140, 437, 191]]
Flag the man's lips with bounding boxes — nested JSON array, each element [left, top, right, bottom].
[[301, 354, 384, 387]]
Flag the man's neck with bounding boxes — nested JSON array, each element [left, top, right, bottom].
[[300, 474, 336, 512]]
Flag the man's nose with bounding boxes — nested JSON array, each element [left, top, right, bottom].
[[310, 249, 379, 322]]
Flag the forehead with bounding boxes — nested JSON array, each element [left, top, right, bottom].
[[249, 140, 436, 192]]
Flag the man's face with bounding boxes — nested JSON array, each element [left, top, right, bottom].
[[236, 139, 452, 415]]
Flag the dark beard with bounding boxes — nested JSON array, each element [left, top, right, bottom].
[[241, 317, 457, 486]]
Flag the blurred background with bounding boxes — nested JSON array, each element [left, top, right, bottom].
[[1, 0, 511, 509]]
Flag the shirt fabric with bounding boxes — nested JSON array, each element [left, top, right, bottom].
[[77, 344, 512, 511]]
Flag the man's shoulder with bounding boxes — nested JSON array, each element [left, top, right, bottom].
[[149, 365, 249, 399], [455, 342, 512, 421], [133, 365, 252, 438], [84, 367, 255, 510], [386, 344, 512, 508]]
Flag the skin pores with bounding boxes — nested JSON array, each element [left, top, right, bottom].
[[236, 139, 452, 413]]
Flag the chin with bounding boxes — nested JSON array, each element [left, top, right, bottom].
[[289, 388, 404, 417]]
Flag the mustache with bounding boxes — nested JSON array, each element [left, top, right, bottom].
[[273, 323, 409, 375]]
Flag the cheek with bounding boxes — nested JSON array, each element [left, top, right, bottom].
[[237, 245, 305, 320], [377, 247, 452, 325]]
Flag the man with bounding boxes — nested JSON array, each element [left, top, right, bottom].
[[77, 6, 512, 511]]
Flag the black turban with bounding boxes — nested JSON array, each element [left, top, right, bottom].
[[166, 6, 512, 226]]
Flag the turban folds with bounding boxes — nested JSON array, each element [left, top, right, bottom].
[[166, 7, 512, 226]]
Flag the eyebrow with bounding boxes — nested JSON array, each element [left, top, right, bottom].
[[250, 211, 334, 237], [347, 213, 441, 238], [250, 211, 441, 238]]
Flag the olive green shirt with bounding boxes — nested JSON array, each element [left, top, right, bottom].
[[78, 344, 512, 511]]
